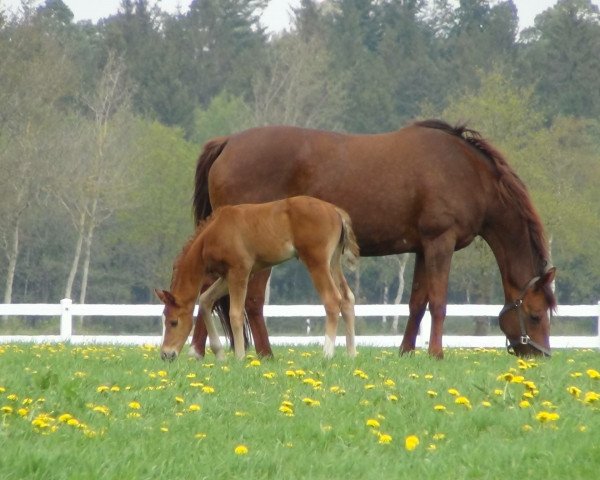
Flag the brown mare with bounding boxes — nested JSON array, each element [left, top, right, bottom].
[[190, 119, 557, 359], [156, 196, 359, 361]]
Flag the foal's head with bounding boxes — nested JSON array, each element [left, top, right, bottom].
[[155, 289, 194, 361]]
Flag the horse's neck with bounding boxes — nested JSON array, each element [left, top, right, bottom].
[[482, 215, 540, 301], [172, 240, 204, 306]]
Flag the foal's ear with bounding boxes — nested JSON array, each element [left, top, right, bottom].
[[155, 289, 178, 306], [535, 267, 556, 290]]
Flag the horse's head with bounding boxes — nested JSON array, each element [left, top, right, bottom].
[[499, 267, 556, 357], [155, 289, 194, 361]]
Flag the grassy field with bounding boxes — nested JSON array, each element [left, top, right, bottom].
[[1, 343, 599, 479]]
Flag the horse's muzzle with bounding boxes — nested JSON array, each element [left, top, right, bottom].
[[161, 350, 178, 362]]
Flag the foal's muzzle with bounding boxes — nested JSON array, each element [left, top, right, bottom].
[[161, 350, 178, 362]]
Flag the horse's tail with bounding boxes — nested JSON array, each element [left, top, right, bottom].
[[193, 137, 228, 224], [336, 207, 360, 269], [192, 136, 250, 350]]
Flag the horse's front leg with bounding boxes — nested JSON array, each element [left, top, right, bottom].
[[199, 278, 229, 361], [190, 277, 218, 358], [400, 253, 428, 355], [245, 269, 273, 358], [422, 234, 455, 359], [228, 269, 250, 360]]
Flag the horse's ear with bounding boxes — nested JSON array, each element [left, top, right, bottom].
[[155, 289, 177, 306], [535, 267, 556, 290]]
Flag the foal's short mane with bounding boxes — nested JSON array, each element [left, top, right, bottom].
[[415, 120, 555, 303], [170, 215, 215, 289]]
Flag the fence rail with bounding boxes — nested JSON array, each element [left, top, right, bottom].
[[1, 299, 599, 350]]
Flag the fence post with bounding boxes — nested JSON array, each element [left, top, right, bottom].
[[60, 298, 72, 341]]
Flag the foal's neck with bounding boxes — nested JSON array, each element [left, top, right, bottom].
[[171, 237, 205, 307]]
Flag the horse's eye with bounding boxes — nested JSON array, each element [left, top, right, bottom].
[[530, 314, 541, 323]]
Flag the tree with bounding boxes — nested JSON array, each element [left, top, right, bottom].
[[0, 13, 75, 304], [519, 0, 600, 119]]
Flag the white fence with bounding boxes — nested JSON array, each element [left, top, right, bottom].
[[0, 299, 599, 350]]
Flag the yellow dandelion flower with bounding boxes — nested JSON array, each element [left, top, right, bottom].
[[262, 372, 276, 380], [570, 372, 582, 378], [493, 389, 504, 396], [302, 397, 320, 407], [432, 433, 445, 441], [128, 401, 141, 410], [186, 373, 197, 379], [160, 426, 169, 432], [424, 374, 434, 380], [364, 384, 375, 390], [67, 418, 80, 427], [0, 387, 5, 393], [387, 394, 399, 402], [434, 404, 447, 412], [511, 375, 525, 384], [175, 396, 185, 404], [17, 408, 28, 417], [330, 385, 345, 394], [481, 400, 492, 407], [536, 411, 560, 423], [188, 404, 201, 412], [519, 400, 531, 409], [7, 394, 18, 401], [295, 369, 306, 377], [92, 405, 110, 416], [234, 444, 249, 455], [409, 373, 419, 379], [541, 400, 556, 409], [447, 388, 460, 396], [567, 386, 582, 398], [522, 424, 533, 432], [96, 386, 110, 393], [110, 386, 120, 392], [157, 370, 168, 377], [353, 369, 368, 379], [366, 418, 380, 429], [383, 379, 396, 387], [234, 411, 249, 417], [586, 369, 600, 379], [248, 359, 261, 367], [202, 386, 215, 394], [281, 400, 293, 408], [58, 413, 73, 423], [427, 444, 437, 451], [285, 370, 296, 377], [195, 432, 207, 440], [455, 396, 472, 409], [22, 398, 33, 405], [378, 433, 392, 444], [427, 390, 438, 397], [1, 406, 13, 414], [583, 391, 600, 404], [127, 412, 141, 419], [405, 435, 420, 451], [279, 405, 294, 416], [497, 372, 514, 382], [359, 399, 371, 406], [578, 425, 587, 432]]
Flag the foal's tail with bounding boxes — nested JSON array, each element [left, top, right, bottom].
[[193, 136, 250, 350], [336, 208, 360, 269]]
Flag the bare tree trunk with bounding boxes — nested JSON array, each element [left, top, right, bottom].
[[391, 254, 409, 333], [64, 209, 86, 299], [79, 198, 98, 306], [3, 215, 20, 305]]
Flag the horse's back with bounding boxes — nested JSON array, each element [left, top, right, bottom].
[[208, 124, 495, 255]]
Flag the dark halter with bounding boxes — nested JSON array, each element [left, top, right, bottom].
[[499, 275, 552, 357]]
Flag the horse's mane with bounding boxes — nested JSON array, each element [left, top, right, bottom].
[[170, 215, 215, 289], [415, 119, 556, 307]]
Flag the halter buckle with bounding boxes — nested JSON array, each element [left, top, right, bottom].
[[520, 335, 530, 345]]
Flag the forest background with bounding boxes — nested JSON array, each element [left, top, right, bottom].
[[1, 0, 599, 333]]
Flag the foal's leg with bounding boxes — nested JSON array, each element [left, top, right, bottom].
[[400, 253, 428, 355], [199, 278, 229, 361], [331, 253, 356, 357], [305, 261, 342, 359], [227, 268, 251, 360], [190, 277, 216, 358]]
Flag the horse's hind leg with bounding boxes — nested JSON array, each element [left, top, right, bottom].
[[227, 268, 251, 360], [400, 253, 428, 355], [332, 256, 356, 357], [199, 278, 229, 361], [305, 261, 342, 359], [245, 269, 273, 358]]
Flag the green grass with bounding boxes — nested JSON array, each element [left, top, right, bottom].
[[1, 344, 599, 480]]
